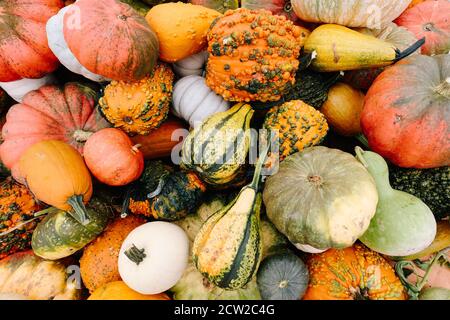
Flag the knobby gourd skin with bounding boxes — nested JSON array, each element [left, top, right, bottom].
[[303, 244, 407, 300], [206, 8, 308, 102], [0, 178, 42, 259], [263, 146, 378, 250], [181, 103, 254, 188], [263, 100, 329, 160], [126, 161, 207, 221], [0, 0, 63, 82], [99, 63, 174, 135]]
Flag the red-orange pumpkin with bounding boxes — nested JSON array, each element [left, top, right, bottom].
[[0, 83, 110, 180], [361, 54, 450, 169], [84, 128, 144, 186], [0, 0, 63, 82], [62, 0, 159, 81], [395, 0, 450, 56]]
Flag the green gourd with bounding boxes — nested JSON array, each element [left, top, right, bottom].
[[355, 147, 437, 257], [31, 197, 114, 260], [181, 103, 254, 188], [192, 144, 269, 290], [419, 287, 450, 300]]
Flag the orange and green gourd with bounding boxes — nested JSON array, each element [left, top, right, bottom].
[[0, 178, 42, 259], [99, 63, 174, 135], [303, 243, 407, 300], [263, 100, 328, 161], [205, 8, 309, 102]]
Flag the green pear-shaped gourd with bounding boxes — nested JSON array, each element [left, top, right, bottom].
[[355, 147, 437, 257]]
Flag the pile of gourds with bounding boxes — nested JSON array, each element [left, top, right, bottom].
[[0, 0, 448, 301]]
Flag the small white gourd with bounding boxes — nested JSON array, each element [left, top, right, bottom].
[[172, 75, 229, 128], [172, 51, 208, 78]]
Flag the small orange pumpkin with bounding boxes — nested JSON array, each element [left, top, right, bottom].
[[303, 243, 407, 300], [84, 128, 144, 186], [320, 83, 365, 137], [18, 140, 92, 225], [88, 281, 171, 300]]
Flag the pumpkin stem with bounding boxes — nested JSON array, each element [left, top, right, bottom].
[[124, 244, 146, 265], [355, 133, 370, 149], [67, 195, 90, 226], [147, 175, 168, 199], [72, 130, 93, 142], [131, 144, 142, 155], [434, 77, 450, 98], [34, 206, 60, 217], [393, 37, 425, 62]]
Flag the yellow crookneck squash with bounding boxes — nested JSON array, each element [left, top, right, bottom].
[[18, 140, 93, 226], [304, 24, 424, 72]]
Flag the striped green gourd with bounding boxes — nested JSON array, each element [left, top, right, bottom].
[[180, 103, 254, 188], [192, 143, 269, 290]]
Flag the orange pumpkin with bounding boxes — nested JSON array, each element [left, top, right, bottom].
[[205, 8, 308, 102], [18, 140, 93, 225], [0, 0, 63, 82], [303, 243, 407, 300], [84, 128, 144, 186], [320, 83, 365, 137], [61, 0, 159, 81], [145, 2, 221, 62], [130, 117, 188, 160], [80, 215, 146, 293], [0, 83, 110, 181], [395, 0, 450, 55], [88, 281, 171, 300]]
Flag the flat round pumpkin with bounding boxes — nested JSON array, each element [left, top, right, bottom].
[[60, 0, 159, 81], [361, 54, 450, 168], [263, 146, 378, 251], [0, 0, 63, 82]]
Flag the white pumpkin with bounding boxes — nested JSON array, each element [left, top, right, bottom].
[[172, 51, 209, 78], [0, 74, 56, 103], [292, 0, 412, 28], [118, 221, 189, 295], [172, 75, 230, 128], [46, 5, 108, 82]]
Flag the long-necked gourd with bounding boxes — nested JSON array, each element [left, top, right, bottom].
[[355, 147, 436, 257]]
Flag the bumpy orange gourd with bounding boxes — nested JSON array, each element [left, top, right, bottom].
[[88, 281, 171, 300], [18, 140, 93, 225], [80, 215, 145, 293], [320, 83, 365, 137], [303, 243, 407, 300], [0, 178, 42, 259], [206, 8, 308, 102], [145, 3, 221, 62], [99, 63, 174, 135], [263, 100, 328, 160]]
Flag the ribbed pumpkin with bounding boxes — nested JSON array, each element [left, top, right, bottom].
[[145, 3, 221, 62], [47, 0, 159, 82], [80, 215, 146, 293], [0, 0, 63, 82], [181, 103, 254, 188], [99, 63, 174, 135], [123, 160, 206, 221], [0, 83, 110, 181], [205, 8, 308, 102], [291, 0, 411, 28], [263, 100, 328, 161], [263, 147, 378, 252], [361, 54, 449, 168], [0, 178, 42, 260], [18, 140, 93, 226], [344, 23, 420, 91], [395, 0, 450, 55], [303, 243, 407, 300]]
